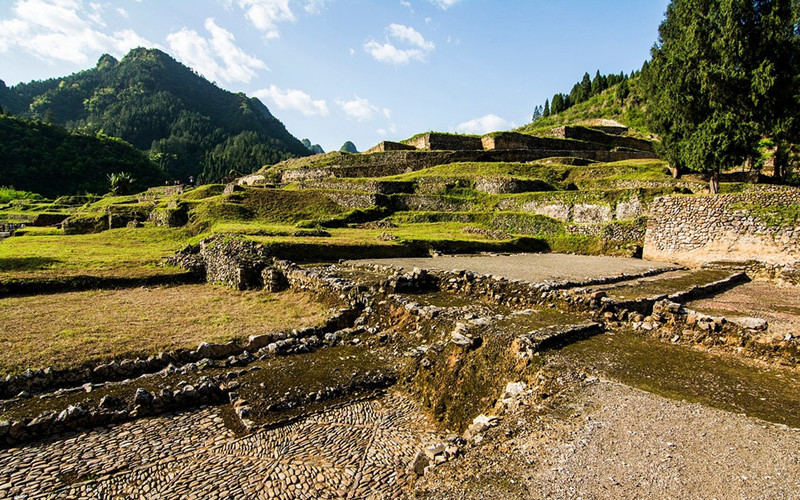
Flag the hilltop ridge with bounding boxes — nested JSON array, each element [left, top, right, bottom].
[[0, 48, 310, 183]]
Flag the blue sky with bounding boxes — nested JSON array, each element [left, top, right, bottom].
[[0, 0, 670, 152]]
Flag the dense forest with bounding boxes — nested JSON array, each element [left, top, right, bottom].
[[0, 115, 165, 197], [0, 48, 310, 184]]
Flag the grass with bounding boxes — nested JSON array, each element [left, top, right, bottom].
[[515, 77, 653, 138], [189, 188, 349, 228], [0, 226, 191, 280], [0, 187, 44, 204], [0, 285, 329, 376], [733, 202, 800, 228], [379, 161, 569, 185]]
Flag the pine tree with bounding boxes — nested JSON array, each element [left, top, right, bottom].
[[543, 99, 550, 117], [644, 0, 799, 189]]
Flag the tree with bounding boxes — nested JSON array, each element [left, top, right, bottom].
[[591, 70, 607, 96], [644, 0, 799, 190], [580, 72, 592, 101], [531, 105, 543, 123], [108, 172, 135, 195], [551, 93, 566, 114], [543, 99, 550, 117]]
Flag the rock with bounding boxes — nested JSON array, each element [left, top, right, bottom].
[[410, 450, 431, 476], [502, 382, 526, 399], [451, 332, 472, 347], [729, 317, 768, 331], [57, 405, 87, 423], [133, 388, 154, 406], [98, 395, 124, 410], [424, 443, 447, 460], [464, 414, 500, 440]]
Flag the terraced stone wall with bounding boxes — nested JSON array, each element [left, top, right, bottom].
[[644, 190, 800, 265], [482, 132, 606, 152], [403, 133, 484, 151], [551, 126, 654, 152]]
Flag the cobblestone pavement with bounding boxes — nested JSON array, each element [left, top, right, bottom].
[[0, 392, 436, 499]]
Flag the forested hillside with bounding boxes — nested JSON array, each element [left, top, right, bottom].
[[0, 48, 309, 183], [0, 115, 165, 197]]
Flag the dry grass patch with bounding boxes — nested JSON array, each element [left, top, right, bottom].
[[0, 285, 329, 376]]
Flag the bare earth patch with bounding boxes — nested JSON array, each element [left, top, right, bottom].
[[350, 253, 677, 283], [686, 279, 800, 335], [0, 285, 328, 376]]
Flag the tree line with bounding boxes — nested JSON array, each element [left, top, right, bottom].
[[0, 115, 165, 198], [532, 0, 800, 190], [531, 69, 637, 123]]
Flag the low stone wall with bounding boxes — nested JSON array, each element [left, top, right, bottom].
[[643, 190, 800, 266], [31, 213, 69, 227], [300, 180, 415, 195], [482, 132, 607, 152], [390, 194, 475, 212], [498, 194, 648, 224], [551, 126, 654, 152], [403, 133, 483, 151], [473, 177, 552, 194], [365, 141, 416, 153], [321, 191, 384, 209]]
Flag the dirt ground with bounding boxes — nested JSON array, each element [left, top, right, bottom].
[[415, 379, 800, 499], [686, 279, 800, 336], [351, 253, 677, 284]]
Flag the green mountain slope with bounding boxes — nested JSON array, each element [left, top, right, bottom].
[[0, 115, 165, 197], [0, 48, 309, 182], [518, 76, 652, 138]]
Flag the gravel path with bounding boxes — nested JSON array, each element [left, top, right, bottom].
[[350, 253, 677, 284], [416, 379, 800, 499]]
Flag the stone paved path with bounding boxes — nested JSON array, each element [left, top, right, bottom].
[[0, 392, 435, 499]]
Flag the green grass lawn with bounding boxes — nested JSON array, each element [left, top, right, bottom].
[[0, 226, 191, 280]]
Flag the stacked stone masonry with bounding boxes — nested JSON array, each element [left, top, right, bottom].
[[550, 126, 655, 152], [644, 190, 800, 265]]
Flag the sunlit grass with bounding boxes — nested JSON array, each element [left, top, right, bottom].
[[0, 285, 329, 376]]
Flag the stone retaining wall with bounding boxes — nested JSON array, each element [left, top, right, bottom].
[[498, 194, 648, 224], [403, 133, 484, 151], [643, 190, 800, 265], [482, 132, 607, 152], [550, 126, 654, 152], [365, 141, 417, 153]]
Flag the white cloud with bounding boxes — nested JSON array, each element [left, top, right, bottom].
[[455, 114, 514, 135], [387, 23, 433, 51], [429, 0, 462, 9], [336, 95, 390, 121], [0, 0, 155, 64], [238, 0, 294, 33], [167, 18, 267, 84], [254, 84, 329, 116], [116, 7, 129, 18], [226, 0, 327, 40], [364, 23, 434, 65]]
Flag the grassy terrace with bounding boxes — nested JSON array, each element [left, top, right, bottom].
[[0, 285, 328, 376], [0, 227, 190, 280]]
